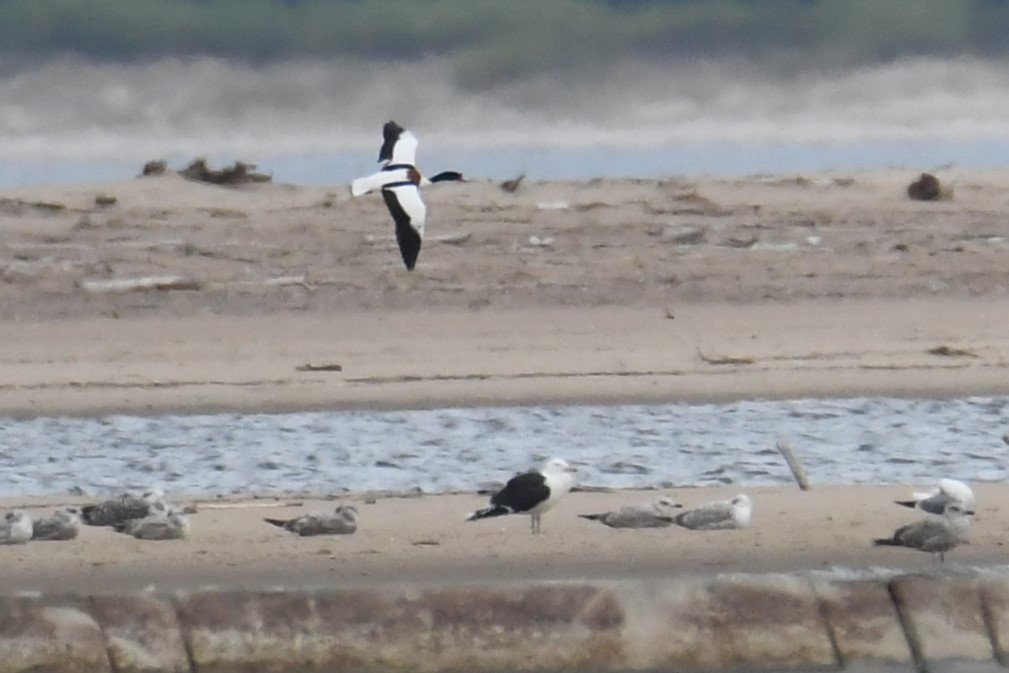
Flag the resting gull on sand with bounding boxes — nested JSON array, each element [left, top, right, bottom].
[[671, 494, 753, 530], [895, 478, 976, 515], [114, 503, 190, 540], [31, 508, 81, 541], [579, 496, 683, 528], [874, 502, 970, 563], [467, 457, 577, 534], [0, 510, 33, 545], [264, 504, 358, 536], [81, 487, 166, 527]]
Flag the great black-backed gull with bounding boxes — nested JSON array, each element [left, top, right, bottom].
[[264, 504, 358, 536], [579, 496, 682, 528], [895, 478, 976, 515], [874, 502, 970, 563], [81, 488, 166, 527], [31, 508, 81, 541], [351, 121, 465, 271], [466, 457, 577, 534], [0, 510, 32, 545], [672, 494, 753, 530]]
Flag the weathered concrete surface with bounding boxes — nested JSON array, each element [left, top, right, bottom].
[[3, 571, 1009, 672]]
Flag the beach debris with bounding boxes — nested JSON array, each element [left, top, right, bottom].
[[527, 235, 554, 247], [873, 502, 969, 563], [78, 275, 203, 294], [536, 201, 569, 210], [895, 478, 976, 515], [180, 159, 272, 185], [0, 510, 32, 545], [907, 172, 943, 201], [776, 439, 811, 491], [578, 496, 682, 529], [926, 345, 979, 358], [671, 494, 753, 530], [296, 363, 343, 372], [664, 306, 675, 320], [94, 194, 117, 208], [81, 488, 167, 527], [141, 160, 167, 176], [31, 508, 81, 541], [697, 349, 755, 366], [500, 173, 525, 193], [264, 504, 358, 536], [467, 457, 577, 534]]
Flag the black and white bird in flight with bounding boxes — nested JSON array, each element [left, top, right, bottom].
[[467, 458, 577, 534], [351, 121, 465, 270]]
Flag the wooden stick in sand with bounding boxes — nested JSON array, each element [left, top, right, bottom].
[[776, 438, 811, 491]]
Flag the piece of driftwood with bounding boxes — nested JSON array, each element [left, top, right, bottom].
[[926, 345, 979, 358], [79, 275, 203, 294], [776, 438, 811, 491], [295, 364, 343, 372], [697, 349, 755, 365]]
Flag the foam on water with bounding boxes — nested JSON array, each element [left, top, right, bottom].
[[1, 396, 1006, 498]]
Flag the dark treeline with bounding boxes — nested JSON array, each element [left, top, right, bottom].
[[2, 0, 1009, 88]]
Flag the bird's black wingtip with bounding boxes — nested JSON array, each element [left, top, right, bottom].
[[263, 518, 287, 528]]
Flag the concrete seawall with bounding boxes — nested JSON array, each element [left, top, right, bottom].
[[2, 570, 1008, 673]]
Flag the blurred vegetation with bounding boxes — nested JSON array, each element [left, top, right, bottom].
[[2, 0, 1008, 88]]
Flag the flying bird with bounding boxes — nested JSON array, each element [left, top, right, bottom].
[[874, 502, 970, 563], [895, 478, 976, 515], [671, 494, 753, 530], [467, 458, 577, 534], [264, 504, 358, 536], [351, 121, 465, 270], [0, 510, 32, 545], [31, 508, 81, 541], [578, 496, 682, 528]]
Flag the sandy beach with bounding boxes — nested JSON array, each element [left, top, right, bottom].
[[2, 169, 1008, 590]]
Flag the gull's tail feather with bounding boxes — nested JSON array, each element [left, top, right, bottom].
[[578, 513, 605, 521], [466, 505, 510, 522], [264, 518, 289, 529], [894, 500, 918, 510], [873, 538, 899, 547]]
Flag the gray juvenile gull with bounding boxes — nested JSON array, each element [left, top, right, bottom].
[[579, 496, 683, 528], [672, 494, 753, 530], [81, 487, 166, 527], [115, 505, 189, 541], [895, 478, 976, 515], [874, 502, 970, 563], [1, 510, 33, 545], [467, 457, 577, 534], [264, 504, 358, 536], [32, 508, 81, 541]]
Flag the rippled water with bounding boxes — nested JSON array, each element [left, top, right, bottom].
[[1, 397, 1007, 498]]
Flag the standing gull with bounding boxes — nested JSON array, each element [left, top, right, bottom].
[[671, 494, 753, 530], [264, 504, 358, 536], [874, 502, 970, 563], [895, 478, 976, 515], [351, 121, 465, 270], [81, 488, 166, 527], [579, 496, 683, 528], [32, 508, 81, 541], [467, 458, 577, 534], [0, 510, 33, 545]]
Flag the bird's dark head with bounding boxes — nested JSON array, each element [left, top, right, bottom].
[[429, 171, 466, 183]]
